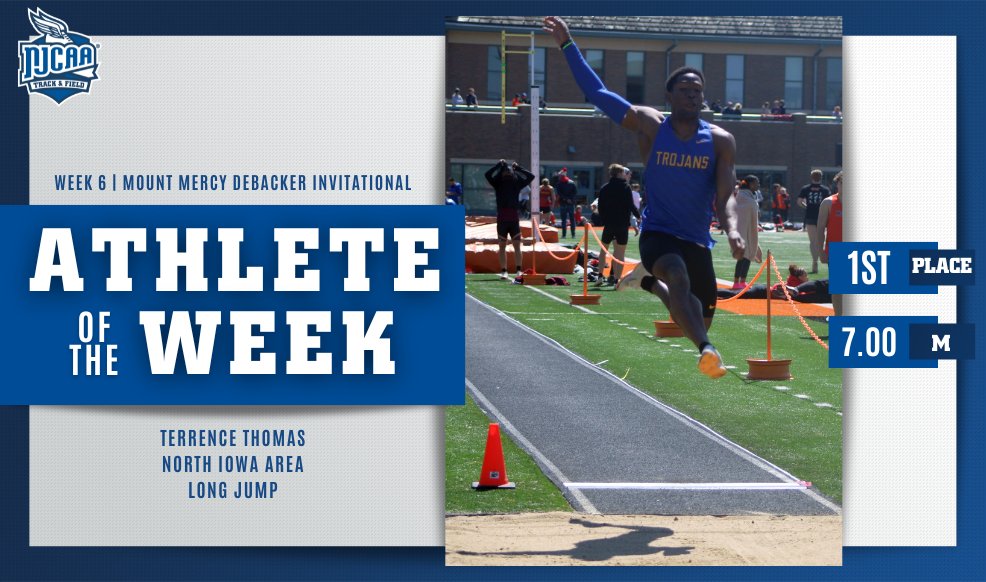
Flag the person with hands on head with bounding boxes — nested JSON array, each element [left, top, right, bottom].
[[543, 16, 745, 378], [485, 159, 535, 280]]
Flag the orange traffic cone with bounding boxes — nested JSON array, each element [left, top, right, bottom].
[[471, 423, 516, 489]]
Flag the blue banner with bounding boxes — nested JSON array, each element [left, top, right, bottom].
[[829, 316, 938, 369], [909, 249, 976, 286], [829, 242, 938, 294], [0, 205, 465, 405], [910, 323, 976, 360]]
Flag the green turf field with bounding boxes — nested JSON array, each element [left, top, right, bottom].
[[458, 229, 842, 509], [445, 394, 572, 514]]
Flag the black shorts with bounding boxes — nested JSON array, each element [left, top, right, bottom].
[[497, 220, 521, 239], [639, 231, 717, 318], [601, 224, 629, 246]]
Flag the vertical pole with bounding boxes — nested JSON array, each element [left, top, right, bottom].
[[529, 32, 535, 90], [766, 250, 773, 360], [530, 217, 537, 274], [582, 223, 589, 297], [500, 31, 506, 125], [530, 85, 540, 243]]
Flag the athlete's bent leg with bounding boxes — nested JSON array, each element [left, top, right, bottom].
[[650, 254, 711, 349]]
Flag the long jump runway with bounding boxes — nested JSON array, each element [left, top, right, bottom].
[[465, 294, 840, 516]]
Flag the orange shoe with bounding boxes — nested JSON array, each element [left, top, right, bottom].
[[698, 346, 727, 379]]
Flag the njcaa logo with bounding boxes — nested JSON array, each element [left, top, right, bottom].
[[18, 8, 99, 104]]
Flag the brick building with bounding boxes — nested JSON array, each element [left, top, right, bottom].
[[445, 16, 842, 220]]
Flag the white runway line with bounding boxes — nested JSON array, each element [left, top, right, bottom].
[[465, 378, 600, 514], [523, 284, 595, 314], [565, 482, 808, 491]]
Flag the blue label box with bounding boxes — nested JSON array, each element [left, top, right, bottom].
[[908, 249, 975, 286], [829, 316, 938, 369], [829, 242, 938, 294], [0, 205, 465, 405], [910, 324, 976, 360]]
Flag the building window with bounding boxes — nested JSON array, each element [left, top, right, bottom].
[[584, 49, 604, 104], [684, 53, 703, 71], [586, 49, 604, 76], [459, 163, 499, 215], [626, 51, 645, 103], [784, 57, 804, 110], [725, 55, 744, 104], [486, 46, 501, 101], [826, 58, 843, 110]]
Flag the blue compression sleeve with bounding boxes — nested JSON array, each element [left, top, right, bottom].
[[562, 40, 631, 124]]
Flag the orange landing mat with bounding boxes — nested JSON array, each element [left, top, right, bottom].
[[716, 289, 834, 317], [466, 218, 576, 274]]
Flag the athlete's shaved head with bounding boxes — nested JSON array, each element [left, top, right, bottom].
[[666, 66, 705, 92]]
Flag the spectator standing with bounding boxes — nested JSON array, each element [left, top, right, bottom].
[[818, 171, 844, 315], [727, 175, 763, 289], [772, 183, 790, 221], [832, 105, 843, 119], [451, 88, 464, 109], [538, 178, 555, 227], [446, 177, 463, 205], [485, 160, 535, 280], [518, 183, 531, 218], [555, 168, 578, 238], [465, 88, 479, 109], [596, 164, 641, 286], [798, 168, 832, 273]]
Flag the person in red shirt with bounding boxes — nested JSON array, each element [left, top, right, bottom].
[[818, 171, 843, 315], [772, 183, 790, 222], [538, 178, 555, 227]]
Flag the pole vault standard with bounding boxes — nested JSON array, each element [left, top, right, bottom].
[[501, 30, 543, 247], [500, 30, 534, 125]]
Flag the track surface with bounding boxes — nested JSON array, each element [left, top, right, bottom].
[[465, 293, 840, 516]]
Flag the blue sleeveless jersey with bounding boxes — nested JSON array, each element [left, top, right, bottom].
[[641, 117, 717, 248]]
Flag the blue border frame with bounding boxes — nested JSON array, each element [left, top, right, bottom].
[[2, 1, 983, 579]]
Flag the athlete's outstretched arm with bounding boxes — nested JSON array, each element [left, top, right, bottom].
[[543, 16, 661, 138], [712, 129, 745, 260]]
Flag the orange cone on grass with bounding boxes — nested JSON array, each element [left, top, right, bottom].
[[472, 423, 516, 489]]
